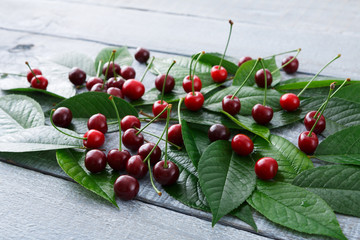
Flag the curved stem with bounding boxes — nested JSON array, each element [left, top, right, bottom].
[[112, 52, 117, 79], [109, 96, 122, 151], [136, 105, 170, 135], [96, 60, 103, 78], [271, 48, 301, 74], [160, 60, 176, 104], [178, 98, 183, 124], [140, 57, 155, 82], [147, 159, 162, 196], [231, 58, 259, 99], [49, 110, 84, 140], [163, 106, 172, 169], [263, 48, 300, 59], [219, 20, 233, 69], [191, 51, 205, 95], [134, 127, 181, 150], [259, 59, 267, 106], [104, 50, 116, 81]]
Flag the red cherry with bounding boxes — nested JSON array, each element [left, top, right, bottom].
[[122, 128, 144, 151], [121, 66, 136, 80], [184, 91, 204, 111], [114, 175, 139, 200], [30, 75, 48, 90], [107, 149, 131, 171], [282, 56, 299, 74], [255, 69, 272, 88], [137, 143, 161, 165], [90, 83, 105, 92], [280, 93, 300, 112], [68, 67, 86, 86], [102, 62, 121, 79], [87, 113, 108, 134], [238, 56, 252, 67], [254, 157, 278, 180], [252, 104, 273, 125], [222, 95, 241, 115], [86, 77, 103, 91], [153, 160, 179, 186], [27, 68, 42, 82], [304, 111, 326, 134], [152, 100, 169, 118], [210, 65, 228, 83], [83, 129, 105, 149], [84, 149, 107, 173], [121, 115, 141, 131], [231, 134, 254, 156], [106, 77, 125, 89], [168, 124, 183, 146], [134, 47, 150, 63], [182, 75, 202, 93], [122, 79, 145, 100], [155, 74, 175, 93], [107, 87, 124, 98], [208, 124, 230, 142], [126, 155, 148, 179], [298, 131, 319, 155], [52, 107, 72, 128]]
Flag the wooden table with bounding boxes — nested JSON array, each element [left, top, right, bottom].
[[1, 1, 360, 239]]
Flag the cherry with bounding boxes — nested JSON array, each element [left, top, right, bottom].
[[153, 160, 179, 186], [122, 128, 144, 150], [87, 113, 108, 134], [155, 74, 175, 93], [304, 111, 326, 134], [106, 77, 125, 89], [90, 83, 106, 92], [252, 104, 273, 125], [280, 93, 300, 112], [184, 91, 204, 111], [113, 175, 139, 200], [83, 129, 105, 149], [254, 157, 278, 180], [222, 95, 241, 115], [121, 115, 141, 131], [168, 124, 183, 146], [126, 155, 148, 179], [68, 67, 86, 86], [255, 69, 272, 88], [84, 149, 107, 173], [86, 77, 103, 91], [122, 79, 145, 100], [52, 107, 73, 128], [182, 75, 202, 93], [211, 65, 228, 83], [31, 75, 48, 90], [238, 56, 252, 67], [282, 56, 299, 74], [208, 124, 230, 142], [298, 131, 319, 155], [138, 143, 161, 165], [27, 68, 42, 82], [231, 134, 254, 156], [121, 66, 136, 80], [107, 87, 124, 98], [107, 149, 131, 171], [152, 100, 169, 118], [134, 47, 150, 63], [102, 62, 120, 79]]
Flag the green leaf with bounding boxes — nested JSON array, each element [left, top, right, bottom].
[[0, 95, 44, 136], [275, 77, 346, 91], [253, 135, 313, 182], [293, 165, 360, 217], [230, 203, 257, 231], [197, 53, 239, 74], [328, 82, 360, 104], [56, 149, 118, 207], [52, 51, 96, 76], [198, 140, 256, 226], [95, 47, 133, 72], [247, 180, 347, 240], [0, 126, 82, 152]]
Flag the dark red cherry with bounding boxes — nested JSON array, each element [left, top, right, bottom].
[[102, 62, 121, 79], [298, 131, 319, 155], [107, 149, 131, 171], [121, 115, 141, 132], [152, 100, 169, 118], [138, 143, 161, 165], [86, 77, 103, 91], [304, 111, 326, 134], [107, 87, 124, 98], [231, 134, 254, 156], [83, 129, 105, 149], [90, 83, 105, 92], [68, 67, 86, 86], [126, 155, 148, 179], [282, 56, 299, 74], [168, 124, 183, 146], [153, 160, 179, 186], [222, 95, 241, 115], [113, 175, 139, 200], [238, 56, 252, 67], [84, 149, 107, 173], [122, 128, 144, 151], [184, 91, 204, 111], [252, 104, 273, 125], [208, 124, 230, 142], [280, 93, 300, 112], [122, 79, 145, 100], [106, 77, 125, 89], [87, 113, 108, 134], [155, 74, 175, 93], [255, 69, 272, 88], [52, 107, 72, 128], [254, 157, 278, 180], [31, 75, 48, 90], [121, 66, 136, 80], [210, 65, 228, 83], [134, 47, 150, 63], [27, 68, 42, 82], [182, 75, 202, 93]]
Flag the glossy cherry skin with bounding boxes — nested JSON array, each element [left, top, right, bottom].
[[83, 129, 105, 149], [102, 62, 121, 79], [122, 128, 144, 151], [126, 155, 148, 179], [121, 66, 136, 80], [122, 79, 145, 100], [211, 65, 228, 83], [52, 107, 73, 128], [87, 113, 108, 134], [107, 87, 124, 98], [282, 56, 299, 74], [182, 75, 202, 93], [168, 124, 183, 146], [106, 77, 125, 89], [208, 124, 230, 142], [68, 67, 86, 86], [252, 104, 273, 125], [113, 175, 139, 201], [304, 111, 326, 134], [30, 75, 48, 90], [121, 115, 141, 131], [86, 77, 103, 91], [255, 69, 272, 88], [84, 149, 107, 173], [280, 93, 300, 112], [298, 131, 319, 155], [90, 83, 106, 92], [107, 149, 131, 171], [238, 56, 252, 67], [231, 134, 254, 156], [153, 160, 179, 186], [27, 68, 42, 82], [152, 100, 169, 118], [222, 95, 241, 116], [184, 91, 204, 111], [254, 157, 278, 180], [137, 143, 161, 165], [155, 74, 175, 93], [134, 47, 150, 63]]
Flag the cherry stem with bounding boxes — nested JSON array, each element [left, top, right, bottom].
[[134, 127, 181, 150], [189, 52, 199, 79], [140, 56, 155, 82], [297, 54, 341, 97], [259, 58, 267, 106], [109, 96, 122, 151], [49, 109, 85, 140], [163, 106, 172, 169], [147, 157, 162, 196], [231, 58, 260, 100], [96, 60, 102, 78], [160, 60, 176, 104], [191, 51, 205, 95], [178, 98, 183, 124], [136, 105, 170, 135], [218, 20, 234, 69], [25, 61, 40, 83], [104, 50, 116, 81], [263, 48, 300, 59], [112, 51, 117, 80], [271, 48, 301, 74]]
